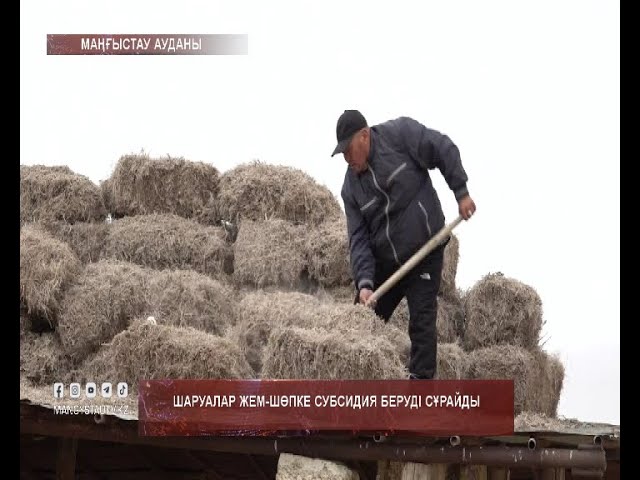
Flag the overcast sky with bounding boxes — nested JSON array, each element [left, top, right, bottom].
[[20, 0, 619, 424]]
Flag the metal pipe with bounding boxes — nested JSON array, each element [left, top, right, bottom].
[[373, 433, 387, 443], [20, 405, 607, 471], [528, 437, 537, 450], [592, 435, 602, 446], [268, 440, 606, 470], [450, 436, 461, 447]]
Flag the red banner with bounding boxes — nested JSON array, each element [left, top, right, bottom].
[[138, 380, 514, 436]]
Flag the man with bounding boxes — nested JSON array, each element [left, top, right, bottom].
[[332, 110, 476, 379]]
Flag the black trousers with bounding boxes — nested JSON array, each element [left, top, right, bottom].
[[373, 244, 445, 379]]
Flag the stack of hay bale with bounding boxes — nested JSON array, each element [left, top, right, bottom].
[[202, 159, 409, 381], [462, 272, 564, 417], [20, 157, 251, 396], [19, 156, 410, 397], [20, 155, 565, 479]]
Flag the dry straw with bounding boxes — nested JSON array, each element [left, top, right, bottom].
[[147, 269, 236, 336], [233, 219, 308, 288], [464, 272, 543, 351], [105, 154, 220, 219], [57, 260, 151, 363], [20, 165, 105, 224], [40, 221, 110, 264], [216, 161, 342, 225], [261, 326, 406, 380], [102, 214, 233, 278], [20, 225, 82, 330], [304, 215, 352, 287], [77, 318, 254, 391], [20, 315, 70, 385], [229, 290, 406, 375], [439, 234, 460, 301]]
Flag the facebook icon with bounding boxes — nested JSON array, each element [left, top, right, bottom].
[[53, 383, 64, 399]]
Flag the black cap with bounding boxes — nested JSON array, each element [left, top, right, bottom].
[[331, 110, 367, 157]]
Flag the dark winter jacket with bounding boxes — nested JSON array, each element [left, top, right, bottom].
[[341, 116, 469, 291]]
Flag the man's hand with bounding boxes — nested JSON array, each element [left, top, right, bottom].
[[359, 288, 376, 307], [458, 195, 477, 220]]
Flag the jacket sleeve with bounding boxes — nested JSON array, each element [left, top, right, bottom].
[[399, 116, 470, 201], [342, 188, 376, 291]]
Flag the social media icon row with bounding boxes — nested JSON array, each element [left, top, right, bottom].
[[53, 382, 128, 399]]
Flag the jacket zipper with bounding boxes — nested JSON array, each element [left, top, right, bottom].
[[369, 166, 401, 266], [387, 162, 407, 185], [418, 201, 433, 237], [360, 197, 376, 212]]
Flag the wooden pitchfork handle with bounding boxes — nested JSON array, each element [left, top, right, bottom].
[[365, 215, 464, 308]]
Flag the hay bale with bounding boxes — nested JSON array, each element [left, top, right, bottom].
[[439, 234, 460, 301], [463, 273, 543, 351], [262, 326, 407, 379], [40, 221, 110, 263], [305, 215, 352, 287], [276, 454, 359, 480], [233, 219, 308, 288], [437, 296, 464, 344], [384, 324, 411, 368], [20, 165, 106, 224], [148, 269, 236, 335], [528, 349, 565, 417], [106, 154, 219, 219], [57, 260, 151, 363], [230, 291, 393, 373], [102, 214, 233, 278], [314, 286, 356, 304], [78, 319, 254, 390], [230, 291, 323, 372], [20, 330, 70, 385], [217, 161, 342, 225], [20, 225, 82, 330], [437, 343, 468, 380], [453, 288, 467, 338], [389, 298, 410, 330], [546, 353, 565, 416], [466, 345, 535, 414]]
